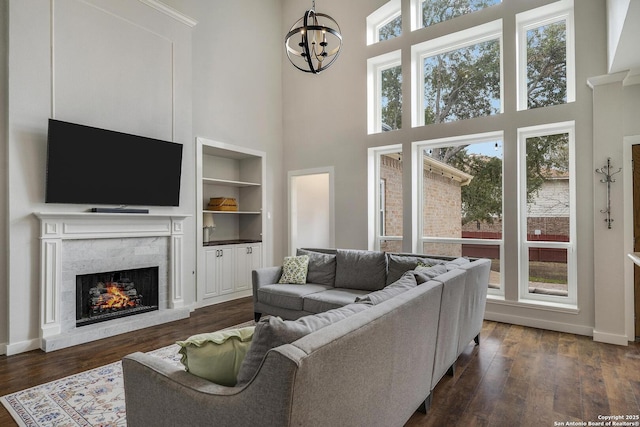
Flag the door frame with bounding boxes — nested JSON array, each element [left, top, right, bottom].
[[624, 135, 640, 340], [287, 167, 335, 256]]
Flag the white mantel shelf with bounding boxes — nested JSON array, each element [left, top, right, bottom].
[[35, 211, 191, 240], [34, 211, 192, 352]]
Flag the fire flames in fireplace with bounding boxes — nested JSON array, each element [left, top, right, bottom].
[[90, 279, 143, 316], [77, 266, 159, 327]]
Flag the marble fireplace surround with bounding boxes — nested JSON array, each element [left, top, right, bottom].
[[35, 212, 191, 352]]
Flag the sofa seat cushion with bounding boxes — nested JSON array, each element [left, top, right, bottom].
[[236, 303, 369, 386], [303, 288, 370, 313], [335, 249, 387, 291], [257, 284, 332, 311]]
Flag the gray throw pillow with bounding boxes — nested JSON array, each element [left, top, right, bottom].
[[413, 263, 448, 283], [235, 303, 369, 386], [335, 249, 387, 291], [356, 271, 417, 305], [386, 254, 445, 285], [297, 249, 337, 287]]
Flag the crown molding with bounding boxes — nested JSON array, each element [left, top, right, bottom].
[[138, 0, 198, 28]]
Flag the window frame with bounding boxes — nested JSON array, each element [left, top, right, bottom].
[[368, 145, 404, 251], [366, 0, 402, 46], [517, 121, 577, 306], [516, 0, 575, 111], [413, 131, 505, 295], [411, 19, 503, 128], [368, 50, 402, 134]]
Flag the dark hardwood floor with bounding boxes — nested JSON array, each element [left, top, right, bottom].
[[2, 297, 640, 426]]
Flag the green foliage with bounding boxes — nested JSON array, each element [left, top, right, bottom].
[[381, 66, 402, 130], [422, 0, 500, 27], [525, 133, 569, 203], [379, 14, 402, 42], [423, 39, 501, 124], [527, 21, 567, 108], [447, 149, 502, 225]]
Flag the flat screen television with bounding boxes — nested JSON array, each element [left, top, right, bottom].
[[45, 119, 183, 207]]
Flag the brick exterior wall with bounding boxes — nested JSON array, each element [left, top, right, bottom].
[[379, 154, 464, 257], [423, 170, 463, 238], [380, 155, 403, 238]]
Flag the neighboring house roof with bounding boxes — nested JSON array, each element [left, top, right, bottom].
[[423, 156, 473, 186]]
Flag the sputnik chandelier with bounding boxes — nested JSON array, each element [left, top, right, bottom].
[[285, 0, 342, 74]]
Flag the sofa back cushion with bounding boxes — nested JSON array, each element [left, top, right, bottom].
[[412, 263, 448, 284], [236, 303, 369, 386], [334, 249, 387, 291], [355, 271, 417, 305], [386, 254, 446, 285], [297, 249, 337, 287]]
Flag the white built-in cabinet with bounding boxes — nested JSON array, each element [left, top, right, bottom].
[[196, 137, 266, 306]]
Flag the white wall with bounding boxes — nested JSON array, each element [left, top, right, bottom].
[[163, 0, 285, 266], [591, 78, 640, 345], [2, 0, 285, 354], [282, 0, 383, 250], [5, 0, 194, 355], [0, 0, 8, 353], [281, 0, 606, 337]]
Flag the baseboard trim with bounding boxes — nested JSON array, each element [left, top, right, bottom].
[[0, 342, 6, 355], [6, 338, 41, 356], [484, 310, 593, 337], [593, 330, 630, 346]]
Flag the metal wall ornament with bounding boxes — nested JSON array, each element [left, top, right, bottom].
[[595, 157, 622, 229], [285, 0, 342, 74]]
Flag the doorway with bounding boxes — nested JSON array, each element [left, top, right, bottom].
[[634, 145, 640, 339], [288, 168, 335, 255]]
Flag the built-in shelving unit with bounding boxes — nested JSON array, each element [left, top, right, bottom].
[[195, 137, 266, 306]]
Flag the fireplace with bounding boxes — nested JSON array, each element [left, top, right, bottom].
[[76, 266, 159, 327]]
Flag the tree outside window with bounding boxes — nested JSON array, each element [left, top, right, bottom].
[[527, 21, 567, 109], [423, 38, 501, 125], [422, 0, 501, 28]]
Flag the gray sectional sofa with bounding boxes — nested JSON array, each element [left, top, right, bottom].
[[122, 248, 490, 427], [253, 248, 472, 321]]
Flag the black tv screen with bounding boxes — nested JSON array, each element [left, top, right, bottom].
[[45, 119, 183, 207]]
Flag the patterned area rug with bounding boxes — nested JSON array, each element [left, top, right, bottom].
[[1, 321, 254, 427]]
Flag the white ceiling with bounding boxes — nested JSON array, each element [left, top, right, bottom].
[[608, 0, 640, 74]]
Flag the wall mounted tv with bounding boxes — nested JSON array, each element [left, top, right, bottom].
[[45, 119, 183, 207]]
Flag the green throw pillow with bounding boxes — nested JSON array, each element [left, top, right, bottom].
[[278, 255, 309, 284], [176, 326, 255, 387]]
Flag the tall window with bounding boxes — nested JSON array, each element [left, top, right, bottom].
[[371, 146, 403, 252], [412, 21, 502, 127], [367, 0, 579, 311], [416, 133, 503, 292], [519, 122, 576, 304], [517, 0, 575, 110], [368, 50, 402, 134]]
